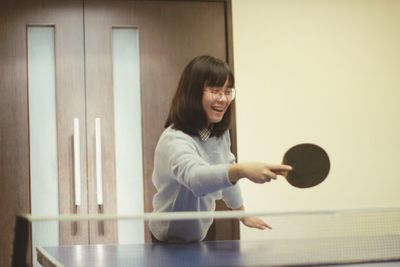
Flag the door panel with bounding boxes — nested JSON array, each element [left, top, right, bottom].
[[84, 0, 232, 242], [22, 0, 89, 246]]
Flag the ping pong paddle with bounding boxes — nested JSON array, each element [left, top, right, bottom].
[[281, 143, 330, 188]]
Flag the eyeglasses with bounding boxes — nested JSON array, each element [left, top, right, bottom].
[[204, 87, 236, 101]]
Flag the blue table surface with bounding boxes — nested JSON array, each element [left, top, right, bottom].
[[37, 235, 400, 267]]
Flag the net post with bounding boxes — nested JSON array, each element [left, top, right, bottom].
[[12, 215, 30, 267]]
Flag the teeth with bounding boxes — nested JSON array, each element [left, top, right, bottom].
[[212, 107, 224, 112]]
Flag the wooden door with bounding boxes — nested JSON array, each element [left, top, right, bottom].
[[22, 0, 90, 246], [0, 1, 89, 265], [84, 0, 238, 242], [0, 1, 238, 265]]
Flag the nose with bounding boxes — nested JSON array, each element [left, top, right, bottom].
[[215, 92, 228, 102]]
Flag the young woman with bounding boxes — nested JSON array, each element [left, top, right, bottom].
[[149, 55, 292, 243]]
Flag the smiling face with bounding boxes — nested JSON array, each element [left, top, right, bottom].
[[166, 55, 234, 137], [202, 78, 233, 125]]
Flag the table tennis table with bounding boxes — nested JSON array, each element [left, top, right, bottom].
[[37, 235, 400, 267]]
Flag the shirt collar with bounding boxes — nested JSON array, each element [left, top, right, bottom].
[[198, 126, 213, 142]]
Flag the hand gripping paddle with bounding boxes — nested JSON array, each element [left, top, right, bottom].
[[282, 143, 330, 188]]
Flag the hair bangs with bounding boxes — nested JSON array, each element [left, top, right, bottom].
[[205, 63, 235, 88]]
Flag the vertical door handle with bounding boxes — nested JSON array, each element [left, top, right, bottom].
[[73, 118, 81, 207], [95, 118, 103, 207]]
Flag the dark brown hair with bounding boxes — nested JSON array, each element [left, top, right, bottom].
[[165, 55, 234, 137]]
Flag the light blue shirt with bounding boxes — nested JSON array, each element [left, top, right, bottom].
[[149, 126, 243, 242]]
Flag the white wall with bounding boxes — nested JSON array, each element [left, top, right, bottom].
[[231, 0, 400, 240]]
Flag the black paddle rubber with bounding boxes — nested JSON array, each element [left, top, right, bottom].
[[282, 143, 330, 188]]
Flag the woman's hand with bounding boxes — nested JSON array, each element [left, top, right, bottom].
[[229, 162, 292, 184], [240, 216, 272, 230], [232, 205, 272, 230]]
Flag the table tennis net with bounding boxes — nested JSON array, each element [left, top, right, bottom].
[[27, 207, 400, 266], [241, 207, 400, 241]]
